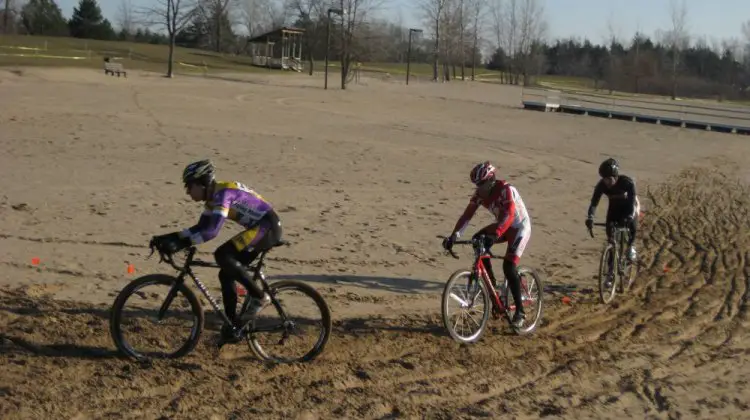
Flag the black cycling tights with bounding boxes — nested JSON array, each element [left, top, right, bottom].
[[606, 206, 638, 247], [606, 215, 637, 247], [482, 258, 525, 316], [213, 213, 282, 324]]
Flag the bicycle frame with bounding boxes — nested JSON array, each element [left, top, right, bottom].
[[152, 245, 277, 331], [590, 221, 632, 277], [447, 237, 517, 317], [472, 254, 507, 315]]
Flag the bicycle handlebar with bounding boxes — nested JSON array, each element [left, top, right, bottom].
[[148, 238, 291, 271], [148, 242, 198, 272], [588, 221, 632, 238], [436, 235, 497, 260], [587, 222, 606, 238]]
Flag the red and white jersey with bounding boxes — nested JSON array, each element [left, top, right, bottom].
[[453, 180, 531, 238]]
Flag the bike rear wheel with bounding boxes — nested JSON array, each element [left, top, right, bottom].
[[512, 266, 545, 335], [246, 280, 331, 363], [110, 274, 204, 360], [599, 244, 617, 304], [441, 269, 491, 344], [618, 233, 637, 293]]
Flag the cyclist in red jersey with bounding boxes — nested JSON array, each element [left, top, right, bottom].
[[442, 161, 532, 328]]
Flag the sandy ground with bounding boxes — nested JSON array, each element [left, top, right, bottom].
[[1, 66, 750, 419]]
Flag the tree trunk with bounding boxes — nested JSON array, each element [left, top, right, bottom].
[[433, 23, 439, 82], [460, 0, 465, 81], [216, 14, 222, 52], [167, 34, 176, 78], [3, 0, 9, 34], [340, 30, 347, 89], [471, 30, 477, 81], [671, 49, 678, 100]]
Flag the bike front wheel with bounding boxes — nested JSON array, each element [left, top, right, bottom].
[[246, 280, 331, 364], [599, 244, 617, 304], [441, 269, 491, 344], [110, 274, 204, 360]]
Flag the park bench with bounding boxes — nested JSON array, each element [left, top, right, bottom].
[[103, 60, 127, 78]]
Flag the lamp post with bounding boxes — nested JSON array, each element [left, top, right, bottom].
[[406, 28, 422, 86], [325, 8, 344, 90]]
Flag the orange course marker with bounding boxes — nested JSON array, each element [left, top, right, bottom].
[[31, 257, 40, 265], [561, 296, 572, 305], [127, 264, 135, 274]]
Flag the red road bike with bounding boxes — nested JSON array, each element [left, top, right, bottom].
[[439, 235, 544, 344]]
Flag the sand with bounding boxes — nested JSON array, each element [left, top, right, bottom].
[[1, 66, 749, 419]]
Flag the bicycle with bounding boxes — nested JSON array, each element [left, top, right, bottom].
[[588, 221, 637, 304], [109, 239, 332, 364], [438, 235, 544, 344]]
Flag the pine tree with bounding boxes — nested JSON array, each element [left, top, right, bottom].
[[68, 0, 115, 40], [21, 0, 67, 36]]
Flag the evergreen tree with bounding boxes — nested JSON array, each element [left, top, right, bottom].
[[21, 0, 67, 36], [68, 0, 115, 40]]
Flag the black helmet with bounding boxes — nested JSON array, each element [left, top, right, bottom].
[[598, 158, 619, 178], [182, 159, 215, 186]]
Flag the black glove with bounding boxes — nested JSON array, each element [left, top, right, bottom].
[[151, 232, 191, 255], [585, 218, 593, 230], [472, 233, 496, 250], [442, 234, 455, 251], [481, 234, 496, 250]]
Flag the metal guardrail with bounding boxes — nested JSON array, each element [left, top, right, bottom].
[[521, 87, 750, 135]]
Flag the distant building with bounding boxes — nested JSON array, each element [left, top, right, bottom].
[[247, 27, 305, 72]]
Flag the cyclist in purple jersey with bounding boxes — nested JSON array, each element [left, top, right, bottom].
[[150, 159, 283, 344]]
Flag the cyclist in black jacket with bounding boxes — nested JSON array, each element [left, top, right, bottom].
[[585, 158, 640, 261]]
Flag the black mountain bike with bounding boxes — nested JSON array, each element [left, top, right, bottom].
[[109, 240, 331, 363], [588, 221, 637, 304]]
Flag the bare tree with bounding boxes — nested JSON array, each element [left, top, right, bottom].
[[458, 0, 465, 80], [741, 20, 750, 68], [604, 12, 620, 94], [196, 0, 234, 51], [490, 0, 523, 83], [420, 0, 448, 81], [2, 0, 22, 34], [287, 0, 323, 75], [516, 0, 545, 85], [468, 0, 485, 80], [488, 0, 501, 48], [117, 0, 135, 37], [140, 0, 199, 78], [240, 0, 284, 37], [339, 0, 383, 89], [240, 0, 265, 37], [488, 0, 507, 81], [3, 0, 11, 33], [393, 8, 405, 62], [667, 0, 688, 99]]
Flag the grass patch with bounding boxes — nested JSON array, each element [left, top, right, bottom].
[[0, 36, 506, 82], [0, 35, 286, 75], [313, 60, 501, 79]]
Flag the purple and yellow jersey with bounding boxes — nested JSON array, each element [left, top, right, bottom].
[[180, 181, 273, 245]]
